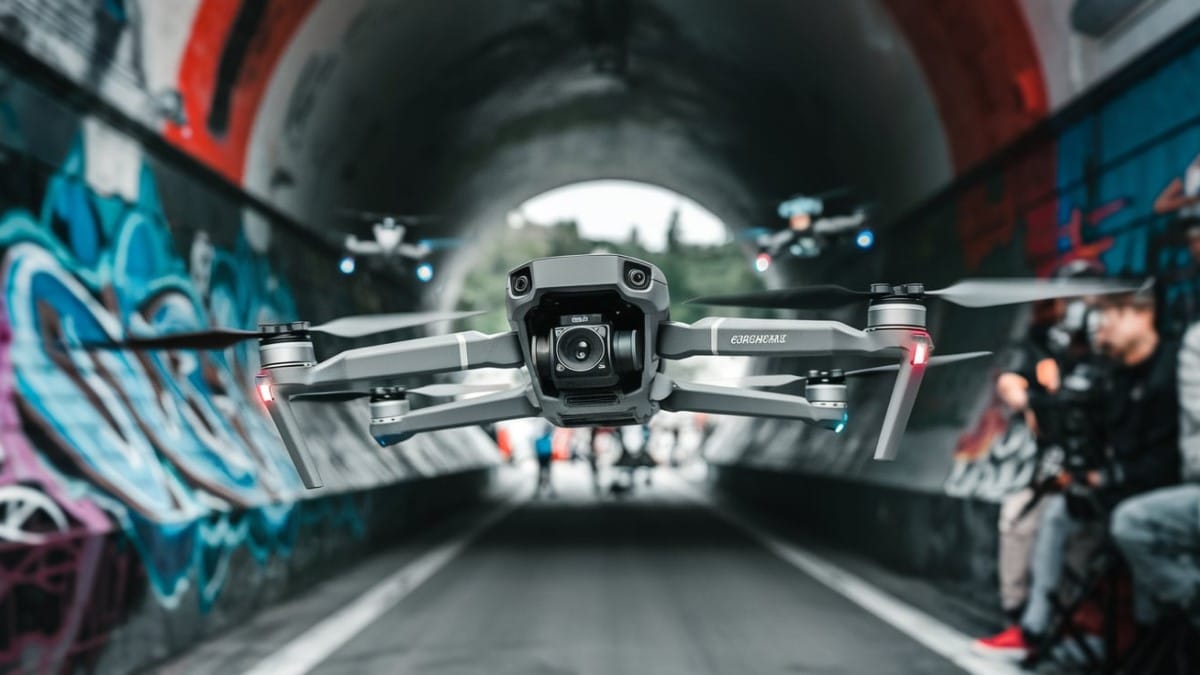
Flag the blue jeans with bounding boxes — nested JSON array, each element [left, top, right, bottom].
[[1021, 495, 1088, 634], [1111, 484, 1200, 623]]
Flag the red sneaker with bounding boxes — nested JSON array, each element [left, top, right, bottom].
[[971, 625, 1031, 660]]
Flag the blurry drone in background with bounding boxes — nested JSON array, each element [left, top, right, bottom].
[[71, 254, 1143, 490], [336, 210, 458, 282], [751, 190, 874, 272]]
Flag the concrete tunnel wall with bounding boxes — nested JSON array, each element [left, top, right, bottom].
[[3, 1, 1200, 671]]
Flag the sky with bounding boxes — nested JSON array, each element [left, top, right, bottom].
[[514, 180, 729, 252]]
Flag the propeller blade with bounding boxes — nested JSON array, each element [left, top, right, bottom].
[[406, 382, 514, 397], [926, 278, 1143, 308], [736, 227, 774, 241], [416, 237, 461, 251], [687, 285, 871, 310], [309, 310, 483, 338], [82, 328, 260, 351], [336, 208, 438, 224], [80, 310, 482, 351], [844, 351, 993, 377]]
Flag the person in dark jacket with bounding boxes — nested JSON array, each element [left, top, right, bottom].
[[984, 285, 1181, 659], [1109, 313, 1199, 626]]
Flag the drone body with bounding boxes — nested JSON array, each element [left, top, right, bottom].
[[343, 216, 431, 260], [507, 255, 668, 427], [251, 254, 961, 489], [87, 253, 1131, 490]]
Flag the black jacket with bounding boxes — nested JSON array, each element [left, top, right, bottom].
[[1102, 339, 1181, 500]]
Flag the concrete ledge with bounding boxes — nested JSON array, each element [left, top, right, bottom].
[[710, 463, 1000, 606]]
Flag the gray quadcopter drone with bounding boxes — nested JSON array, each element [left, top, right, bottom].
[[89, 254, 1138, 489], [340, 211, 445, 261]]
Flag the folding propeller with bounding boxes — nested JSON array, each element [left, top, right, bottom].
[[725, 350, 993, 388], [337, 209, 439, 225], [80, 310, 484, 351], [416, 237, 461, 251], [688, 278, 1143, 311]]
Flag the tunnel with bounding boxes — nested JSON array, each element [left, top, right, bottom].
[[2, 1, 1200, 673]]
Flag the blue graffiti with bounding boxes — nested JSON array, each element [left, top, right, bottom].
[[0, 135, 363, 609], [1054, 42, 1200, 335]]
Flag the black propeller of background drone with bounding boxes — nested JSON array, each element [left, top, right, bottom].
[[336, 208, 440, 225], [688, 278, 1143, 310], [80, 310, 483, 351], [727, 350, 993, 388]]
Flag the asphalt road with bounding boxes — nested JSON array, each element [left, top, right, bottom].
[[301, 468, 963, 675]]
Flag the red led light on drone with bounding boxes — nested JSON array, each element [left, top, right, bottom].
[[911, 342, 929, 366], [257, 381, 274, 403], [755, 252, 772, 273]]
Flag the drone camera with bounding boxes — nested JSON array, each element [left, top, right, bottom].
[[546, 315, 622, 389], [510, 268, 532, 295], [624, 262, 652, 290]]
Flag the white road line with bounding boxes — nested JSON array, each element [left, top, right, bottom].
[[659, 472, 1022, 675], [242, 490, 527, 675]]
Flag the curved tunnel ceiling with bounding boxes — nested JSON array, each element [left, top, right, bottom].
[[16, 0, 1192, 305], [237, 0, 1061, 304]]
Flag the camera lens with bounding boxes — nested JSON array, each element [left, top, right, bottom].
[[573, 340, 591, 361], [511, 271, 531, 294], [556, 327, 605, 372], [625, 265, 650, 290]]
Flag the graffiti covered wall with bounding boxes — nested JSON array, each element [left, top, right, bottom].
[[0, 68, 495, 673]]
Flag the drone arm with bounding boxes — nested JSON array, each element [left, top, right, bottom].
[[344, 238, 383, 255], [397, 242, 431, 259], [302, 331, 524, 390], [872, 336, 931, 460], [657, 318, 887, 359], [812, 212, 866, 234], [762, 229, 794, 255], [257, 373, 324, 489], [656, 379, 845, 429], [371, 387, 540, 446]]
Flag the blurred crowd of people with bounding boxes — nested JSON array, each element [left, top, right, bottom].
[[493, 413, 713, 499], [969, 182, 1200, 671]]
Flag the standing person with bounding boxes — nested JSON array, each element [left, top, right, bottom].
[[609, 425, 637, 495], [638, 424, 656, 486], [974, 263, 1108, 658], [585, 427, 602, 495], [534, 422, 556, 498], [974, 299, 1078, 657]]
